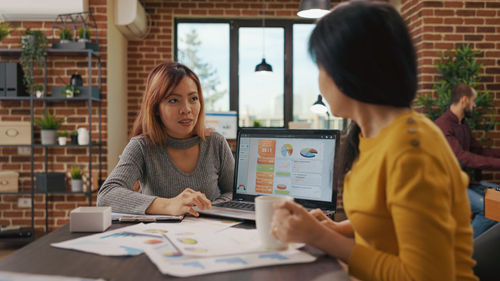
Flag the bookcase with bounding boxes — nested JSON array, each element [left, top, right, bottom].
[[0, 48, 102, 237]]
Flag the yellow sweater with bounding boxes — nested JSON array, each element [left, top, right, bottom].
[[344, 111, 477, 281]]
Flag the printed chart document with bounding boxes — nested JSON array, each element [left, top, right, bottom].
[[51, 217, 317, 277], [51, 218, 241, 256], [51, 223, 166, 256], [145, 228, 316, 277]]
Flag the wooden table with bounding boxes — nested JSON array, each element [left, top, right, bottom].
[[0, 223, 350, 281]]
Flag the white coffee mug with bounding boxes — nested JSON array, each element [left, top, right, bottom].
[[255, 195, 293, 250]]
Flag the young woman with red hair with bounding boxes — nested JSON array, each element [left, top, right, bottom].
[[97, 62, 234, 216]]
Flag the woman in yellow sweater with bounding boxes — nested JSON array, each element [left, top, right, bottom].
[[271, 1, 477, 281]]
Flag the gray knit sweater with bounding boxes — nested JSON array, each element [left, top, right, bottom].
[[97, 132, 234, 214]]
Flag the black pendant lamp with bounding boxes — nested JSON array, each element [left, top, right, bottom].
[[255, 58, 273, 72], [297, 0, 331, 19], [255, 0, 273, 73], [311, 94, 328, 114]]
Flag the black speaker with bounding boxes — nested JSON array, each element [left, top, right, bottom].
[[0, 62, 26, 97]]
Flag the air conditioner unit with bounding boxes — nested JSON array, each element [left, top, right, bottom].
[[115, 0, 149, 40], [0, 0, 88, 21]]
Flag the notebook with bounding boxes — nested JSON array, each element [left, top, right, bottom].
[[196, 128, 340, 221]]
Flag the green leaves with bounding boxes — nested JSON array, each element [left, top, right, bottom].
[[34, 111, 62, 130], [20, 28, 48, 94], [415, 44, 498, 145], [70, 166, 83, 180], [0, 22, 14, 41]]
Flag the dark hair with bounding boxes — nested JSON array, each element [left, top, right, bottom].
[[130, 61, 206, 145], [309, 0, 417, 174], [450, 83, 474, 104]]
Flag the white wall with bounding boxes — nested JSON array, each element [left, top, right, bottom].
[[106, 0, 128, 172]]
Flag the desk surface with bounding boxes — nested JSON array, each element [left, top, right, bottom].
[[0, 223, 350, 281]]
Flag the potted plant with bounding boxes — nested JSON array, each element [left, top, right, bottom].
[[78, 27, 90, 42], [70, 166, 83, 192], [34, 84, 44, 98], [20, 28, 48, 95], [0, 22, 14, 42], [60, 27, 73, 43], [70, 130, 78, 144], [34, 111, 62, 145], [57, 130, 68, 145], [61, 84, 80, 98]]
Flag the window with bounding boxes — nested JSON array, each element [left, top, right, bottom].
[[176, 23, 230, 112], [175, 19, 344, 130], [293, 24, 344, 130], [238, 27, 284, 127]]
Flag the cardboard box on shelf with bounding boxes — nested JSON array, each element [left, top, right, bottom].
[[0, 122, 31, 145], [0, 171, 19, 192]]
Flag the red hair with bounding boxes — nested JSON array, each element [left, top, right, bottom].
[[130, 61, 206, 145]]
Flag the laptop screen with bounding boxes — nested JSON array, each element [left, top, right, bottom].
[[233, 128, 339, 210]]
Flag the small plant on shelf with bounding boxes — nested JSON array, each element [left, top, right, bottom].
[[70, 166, 83, 180], [57, 130, 68, 137], [70, 130, 78, 144], [34, 84, 44, 98], [78, 27, 90, 42], [60, 27, 73, 42], [61, 84, 80, 98], [57, 130, 68, 145], [70, 166, 84, 192], [20, 28, 48, 94], [34, 111, 62, 130], [34, 111, 62, 145]]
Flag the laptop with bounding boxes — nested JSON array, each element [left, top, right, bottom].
[[196, 128, 340, 221]]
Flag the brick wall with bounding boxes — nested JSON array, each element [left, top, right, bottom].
[[402, 0, 500, 183], [0, 0, 107, 232]]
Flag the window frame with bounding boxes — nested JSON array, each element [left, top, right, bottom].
[[174, 18, 315, 129]]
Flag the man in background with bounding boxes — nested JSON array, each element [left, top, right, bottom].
[[435, 83, 500, 238]]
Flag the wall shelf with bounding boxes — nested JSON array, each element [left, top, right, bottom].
[[0, 48, 102, 233]]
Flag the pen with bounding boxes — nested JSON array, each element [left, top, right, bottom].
[[161, 232, 183, 255]]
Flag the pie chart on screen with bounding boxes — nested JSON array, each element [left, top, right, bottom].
[[300, 148, 318, 158], [281, 144, 293, 157]]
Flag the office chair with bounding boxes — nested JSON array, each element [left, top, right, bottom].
[[472, 223, 500, 281]]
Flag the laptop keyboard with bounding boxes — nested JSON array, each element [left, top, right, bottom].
[[215, 201, 255, 211]]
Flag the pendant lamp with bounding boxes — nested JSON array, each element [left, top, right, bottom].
[[255, 0, 273, 73], [310, 94, 328, 114], [297, 0, 331, 19], [311, 94, 330, 129]]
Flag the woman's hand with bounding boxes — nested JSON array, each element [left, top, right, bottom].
[[309, 209, 354, 237], [146, 188, 211, 216], [270, 200, 323, 244], [271, 201, 355, 262]]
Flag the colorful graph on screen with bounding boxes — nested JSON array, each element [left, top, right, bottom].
[[280, 144, 293, 157], [299, 148, 318, 158]]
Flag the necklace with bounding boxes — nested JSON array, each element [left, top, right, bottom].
[[165, 135, 201, 149]]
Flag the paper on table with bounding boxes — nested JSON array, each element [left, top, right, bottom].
[[145, 241, 316, 277], [124, 217, 241, 238], [165, 227, 266, 257], [50, 217, 241, 257], [51, 223, 168, 256]]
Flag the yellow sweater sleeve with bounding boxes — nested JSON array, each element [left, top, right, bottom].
[[349, 151, 456, 281]]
